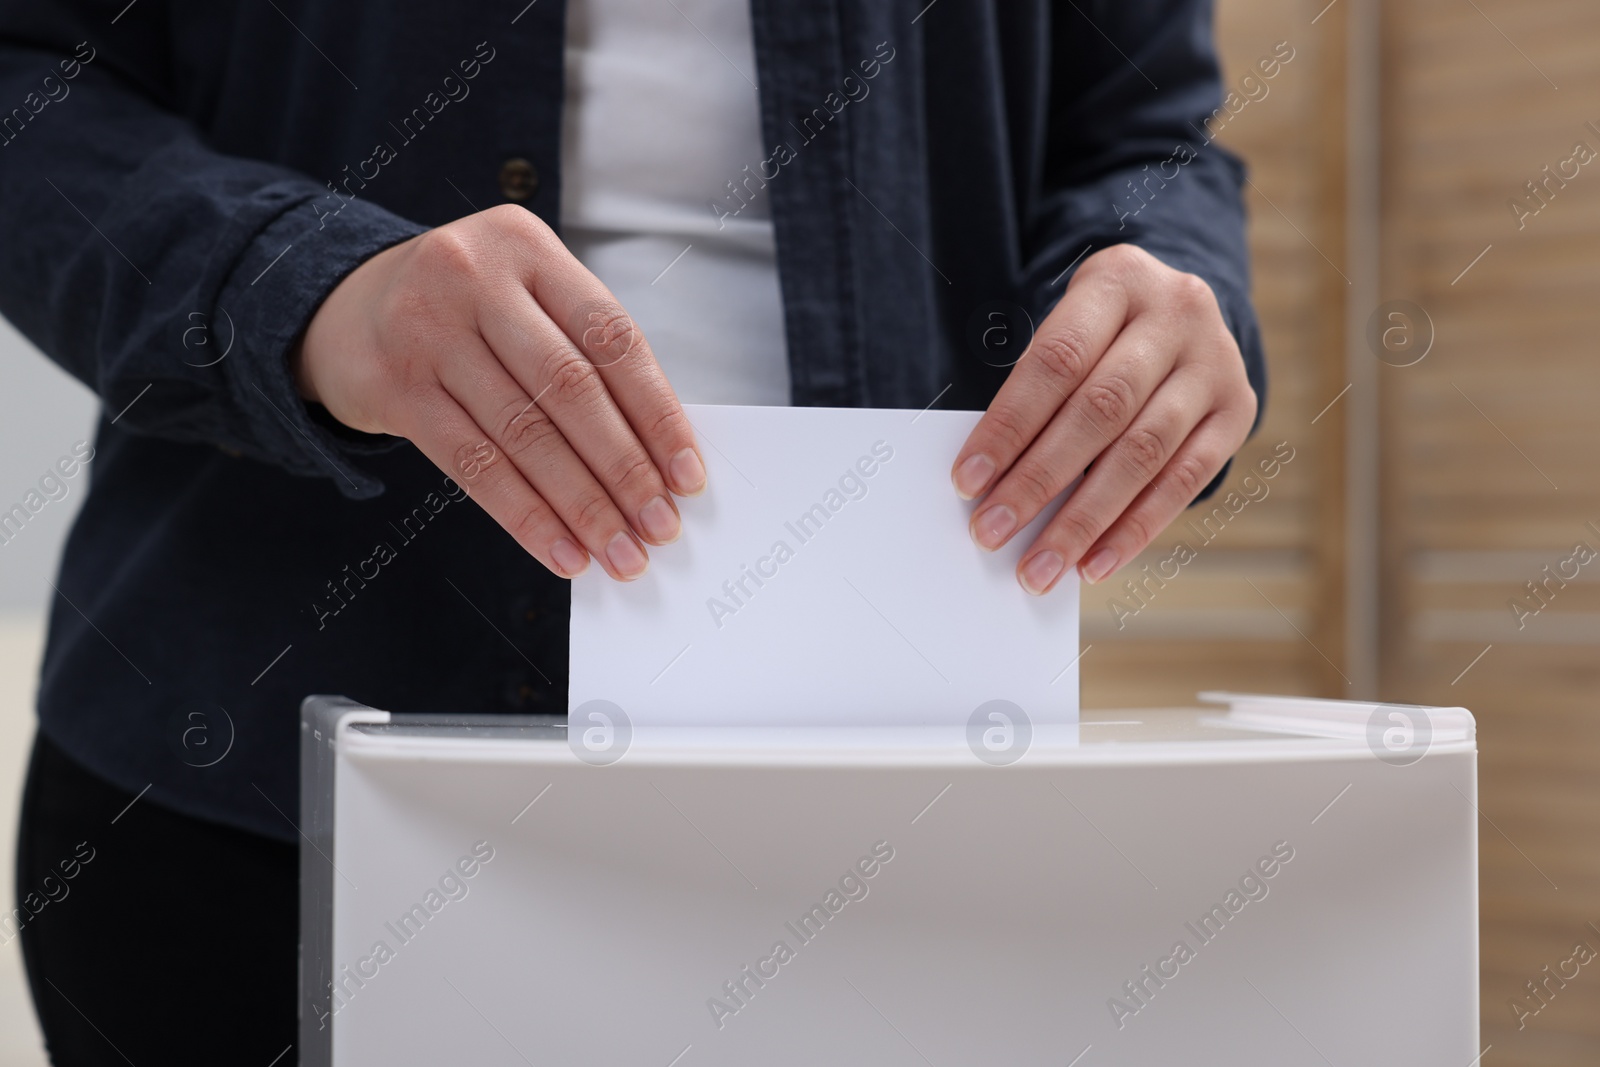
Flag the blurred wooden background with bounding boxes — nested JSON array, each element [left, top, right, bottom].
[[1083, 1, 1600, 1062]]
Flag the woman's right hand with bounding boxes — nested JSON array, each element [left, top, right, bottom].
[[293, 204, 706, 581]]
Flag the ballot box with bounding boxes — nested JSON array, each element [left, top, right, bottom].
[[299, 693, 1478, 1066]]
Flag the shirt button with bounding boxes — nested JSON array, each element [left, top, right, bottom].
[[498, 158, 539, 201]]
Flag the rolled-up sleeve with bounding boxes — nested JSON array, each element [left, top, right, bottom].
[[1025, 0, 1266, 436], [0, 8, 426, 498]]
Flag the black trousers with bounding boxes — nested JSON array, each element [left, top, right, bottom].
[[13, 732, 298, 1065]]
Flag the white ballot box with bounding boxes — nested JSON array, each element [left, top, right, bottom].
[[299, 693, 1478, 1066]]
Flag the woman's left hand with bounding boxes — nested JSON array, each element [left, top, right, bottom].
[[951, 244, 1258, 595]]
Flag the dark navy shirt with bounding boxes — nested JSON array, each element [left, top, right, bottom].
[[0, 0, 1264, 841]]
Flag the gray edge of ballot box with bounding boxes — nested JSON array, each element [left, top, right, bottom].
[[300, 693, 1479, 1066]]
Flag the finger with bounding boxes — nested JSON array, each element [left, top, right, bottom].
[[969, 316, 1178, 552], [437, 347, 656, 580], [472, 287, 684, 548], [1073, 407, 1255, 589], [390, 380, 592, 581], [512, 233, 706, 497], [1012, 371, 1211, 593], [950, 265, 1131, 501], [1016, 408, 1245, 597]]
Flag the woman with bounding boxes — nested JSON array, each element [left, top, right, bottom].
[[0, 0, 1262, 1059]]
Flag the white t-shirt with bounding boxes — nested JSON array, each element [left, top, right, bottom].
[[560, 0, 790, 406]]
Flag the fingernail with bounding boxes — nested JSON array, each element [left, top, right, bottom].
[[953, 454, 996, 499], [972, 505, 1017, 551], [670, 448, 707, 496], [1080, 547, 1118, 585], [639, 496, 681, 544], [551, 538, 589, 578], [605, 531, 649, 579], [1020, 551, 1066, 596]]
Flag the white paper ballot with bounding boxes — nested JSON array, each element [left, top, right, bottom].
[[568, 405, 1079, 728]]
